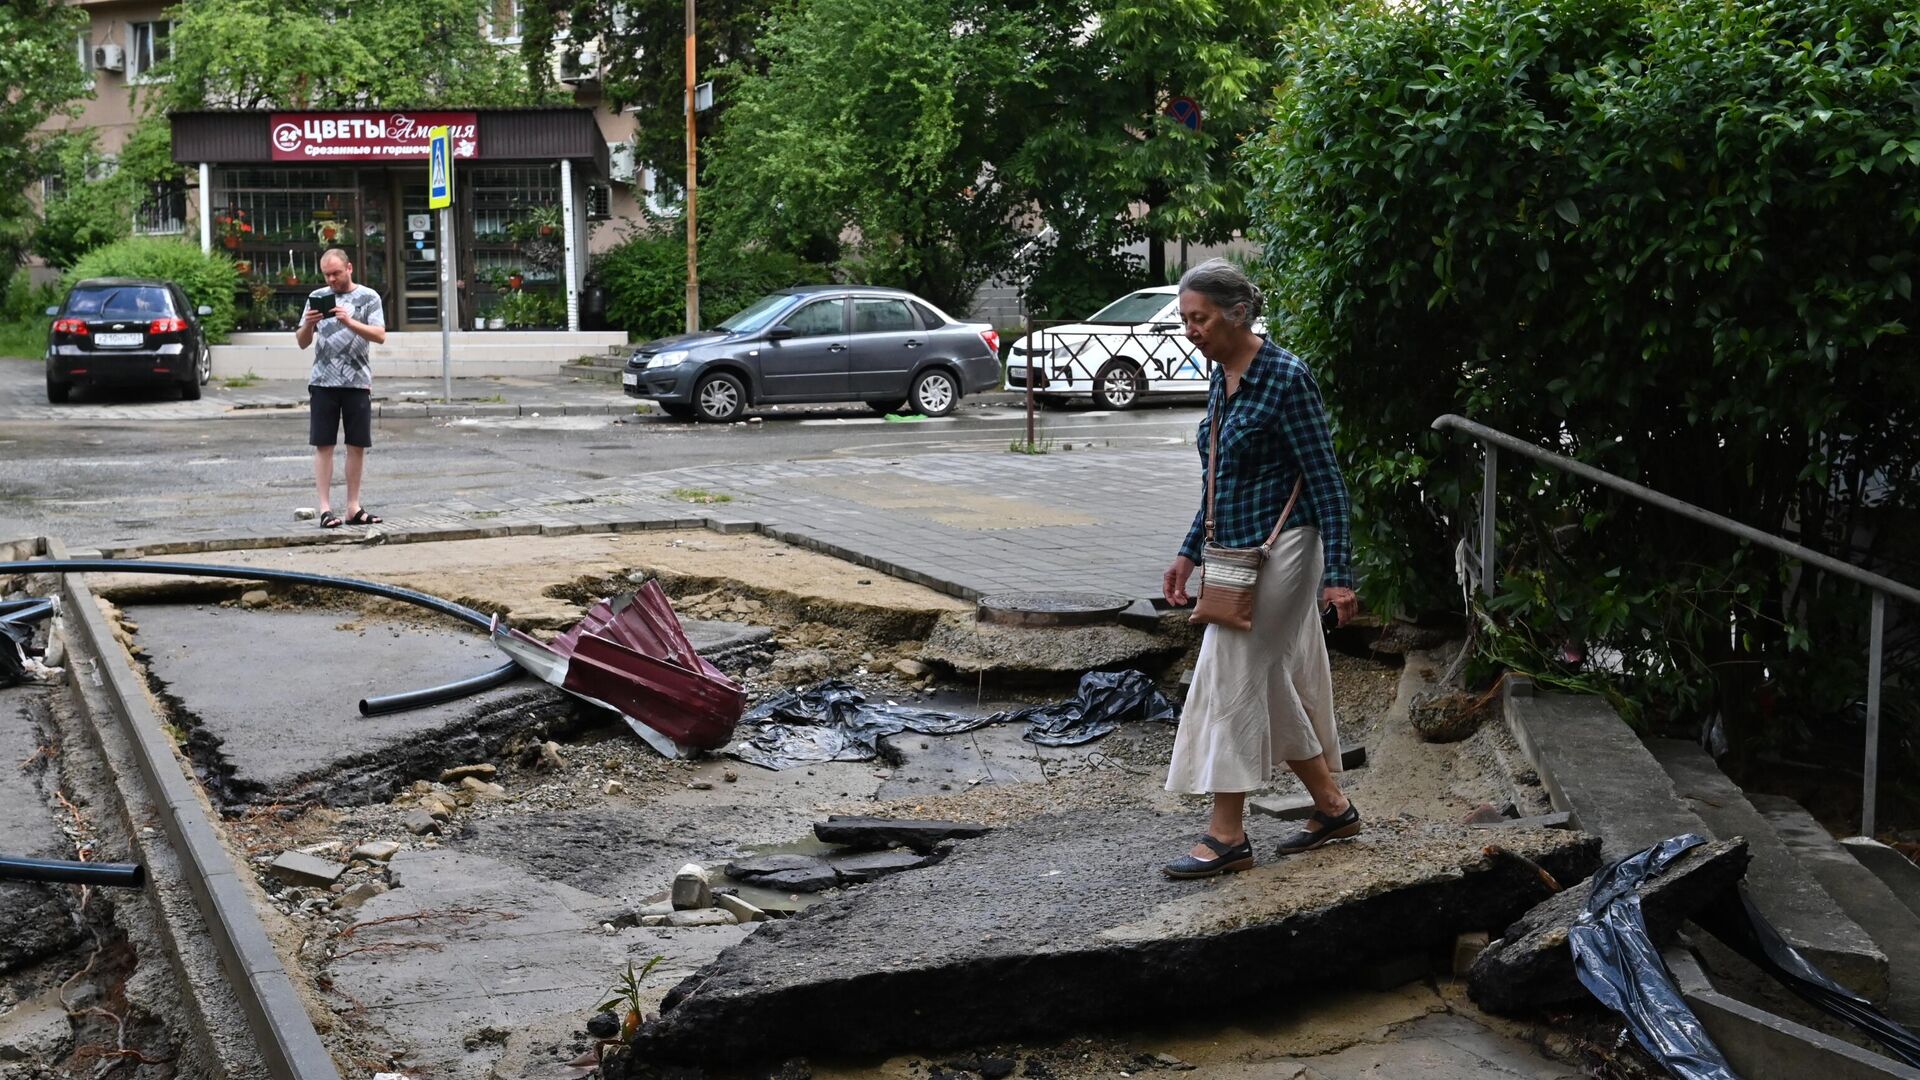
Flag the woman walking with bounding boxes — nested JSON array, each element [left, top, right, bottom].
[[1161, 259, 1360, 879]]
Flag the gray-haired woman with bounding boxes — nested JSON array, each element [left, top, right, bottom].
[[1160, 258, 1360, 879]]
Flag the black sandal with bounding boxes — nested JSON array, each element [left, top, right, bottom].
[[345, 508, 382, 525], [1274, 803, 1362, 857], [319, 511, 343, 529], [1162, 834, 1255, 879]]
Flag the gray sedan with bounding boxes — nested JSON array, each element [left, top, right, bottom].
[[623, 286, 1003, 422]]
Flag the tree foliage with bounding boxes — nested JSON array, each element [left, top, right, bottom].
[[593, 218, 828, 341], [0, 0, 92, 268], [159, 0, 556, 111], [1247, 0, 1920, 770], [32, 122, 183, 269]]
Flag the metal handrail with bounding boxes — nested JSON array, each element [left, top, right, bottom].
[[1432, 413, 1911, 837]]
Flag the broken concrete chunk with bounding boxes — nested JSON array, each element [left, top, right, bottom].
[[1452, 931, 1491, 976], [1467, 837, 1748, 1015], [727, 854, 842, 893], [239, 589, 270, 608], [0, 988, 74, 1062], [336, 882, 388, 910], [672, 864, 714, 910], [402, 809, 441, 836], [537, 741, 568, 771], [269, 850, 346, 888], [716, 894, 768, 923], [667, 908, 738, 928], [441, 763, 498, 783], [893, 658, 932, 679], [827, 848, 946, 884], [1249, 793, 1315, 821], [460, 776, 507, 798], [641, 915, 671, 927], [812, 816, 990, 853], [605, 780, 626, 795], [419, 795, 455, 820], [352, 841, 401, 862]]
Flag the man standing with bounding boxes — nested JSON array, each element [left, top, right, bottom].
[[296, 248, 386, 528]]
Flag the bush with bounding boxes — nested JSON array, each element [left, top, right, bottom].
[[0, 270, 62, 359], [66, 237, 243, 341], [1246, 0, 1920, 767], [596, 226, 827, 342]]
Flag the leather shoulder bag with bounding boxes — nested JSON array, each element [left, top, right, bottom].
[[1189, 391, 1303, 632]]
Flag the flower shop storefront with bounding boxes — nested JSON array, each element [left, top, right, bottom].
[[171, 109, 611, 335]]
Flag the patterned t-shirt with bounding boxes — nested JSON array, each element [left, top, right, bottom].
[[307, 284, 384, 390]]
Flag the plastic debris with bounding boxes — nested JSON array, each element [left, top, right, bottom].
[[1568, 833, 1737, 1080], [0, 597, 57, 689], [729, 669, 1176, 770]]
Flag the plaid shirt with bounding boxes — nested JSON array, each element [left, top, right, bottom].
[[1179, 340, 1354, 588]]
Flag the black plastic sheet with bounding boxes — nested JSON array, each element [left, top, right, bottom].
[[0, 598, 56, 689], [730, 669, 1177, 770], [1696, 885, 1920, 1067], [1569, 833, 1738, 1080]]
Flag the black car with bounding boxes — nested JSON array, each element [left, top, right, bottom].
[[44, 278, 215, 403], [623, 285, 1002, 422]]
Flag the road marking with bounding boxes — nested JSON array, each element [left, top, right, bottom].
[[795, 416, 959, 427], [260, 455, 312, 463]]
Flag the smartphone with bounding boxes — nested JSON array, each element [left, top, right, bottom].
[[1321, 603, 1340, 632], [308, 291, 339, 320]]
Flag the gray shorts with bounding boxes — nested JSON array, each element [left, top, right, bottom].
[[309, 385, 372, 447]]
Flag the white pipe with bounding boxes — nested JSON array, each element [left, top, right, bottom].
[[198, 163, 212, 254], [560, 158, 579, 332]]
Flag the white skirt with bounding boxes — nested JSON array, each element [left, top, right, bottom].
[[1165, 526, 1341, 795]]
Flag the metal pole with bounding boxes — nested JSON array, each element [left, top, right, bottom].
[[1024, 312, 1035, 450], [684, 0, 700, 333], [560, 158, 579, 332], [1480, 445, 1498, 598], [197, 163, 212, 255], [1862, 590, 1885, 838], [439, 206, 453, 404]]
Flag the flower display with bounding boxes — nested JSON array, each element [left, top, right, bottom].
[[215, 210, 253, 248]]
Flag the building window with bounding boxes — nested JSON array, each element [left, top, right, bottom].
[[40, 174, 65, 204], [75, 31, 94, 87], [128, 21, 172, 81], [483, 0, 521, 44], [133, 182, 188, 236], [586, 184, 612, 221], [640, 167, 683, 218]]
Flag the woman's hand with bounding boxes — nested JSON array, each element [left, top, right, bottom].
[[1322, 586, 1358, 627], [1164, 555, 1197, 607]]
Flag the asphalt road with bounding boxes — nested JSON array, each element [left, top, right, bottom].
[[0, 359, 1205, 548]]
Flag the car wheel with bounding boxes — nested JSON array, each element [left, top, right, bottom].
[[866, 399, 907, 416], [909, 369, 958, 417], [197, 343, 212, 386], [693, 372, 746, 422], [45, 376, 69, 404], [1093, 359, 1144, 410], [180, 373, 202, 400], [658, 402, 697, 420]]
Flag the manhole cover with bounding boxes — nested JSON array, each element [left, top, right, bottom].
[[976, 590, 1133, 628]]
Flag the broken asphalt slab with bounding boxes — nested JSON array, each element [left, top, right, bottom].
[[620, 811, 1601, 1068], [812, 815, 991, 853]]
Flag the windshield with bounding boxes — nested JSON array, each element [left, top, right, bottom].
[[716, 293, 796, 334], [67, 286, 174, 319], [1086, 291, 1174, 325]]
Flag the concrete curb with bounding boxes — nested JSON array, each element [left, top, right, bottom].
[[28, 535, 343, 1080], [225, 400, 637, 419]]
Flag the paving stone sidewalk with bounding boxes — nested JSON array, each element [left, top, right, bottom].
[[89, 447, 1204, 604]]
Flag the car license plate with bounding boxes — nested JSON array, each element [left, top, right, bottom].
[[96, 333, 144, 347], [622, 371, 639, 387]]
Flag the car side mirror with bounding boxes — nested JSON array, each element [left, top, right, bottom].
[[45, 306, 58, 317], [197, 305, 214, 316], [764, 325, 795, 341]]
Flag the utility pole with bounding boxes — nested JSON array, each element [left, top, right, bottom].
[[684, 0, 700, 333]]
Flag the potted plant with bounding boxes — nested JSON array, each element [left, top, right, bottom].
[[233, 259, 253, 276], [506, 270, 525, 290], [312, 219, 346, 246], [281, 266, 301, 287], [215, 210, 253, 249]]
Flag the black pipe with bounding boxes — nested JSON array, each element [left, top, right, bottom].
[[0, 854, 146, 888], [0, 598, 57, 620], [359, 660, 521, 716], [0, 559, 522, 712]]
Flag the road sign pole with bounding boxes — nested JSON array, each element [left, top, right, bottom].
[[428, 126, 455, 403]]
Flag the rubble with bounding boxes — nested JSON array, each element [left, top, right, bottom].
[[352, 841, 401, 862], [812, 815, 990, 853], [672, 864, 714, 910], [1467, 837, 1748, 1014], [441, 763, 498, 782], [269, 850, 347, 888]]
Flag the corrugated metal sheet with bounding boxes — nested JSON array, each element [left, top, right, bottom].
[[172, 109, 606, 173]]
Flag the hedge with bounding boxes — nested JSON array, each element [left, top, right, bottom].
[[65, 237, 243, 342]]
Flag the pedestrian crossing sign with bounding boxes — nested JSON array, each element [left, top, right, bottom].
[[428, 127, 452, 209]]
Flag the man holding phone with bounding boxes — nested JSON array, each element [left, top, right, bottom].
[[295, 248, 386, 529]]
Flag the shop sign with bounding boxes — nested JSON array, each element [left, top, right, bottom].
[[270, 112, 479, 163]]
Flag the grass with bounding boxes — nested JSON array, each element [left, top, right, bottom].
[[0, 319, 47, 361], [222, 370, 263, 389], [474, 394, 508, 403], [1007, 436, 1057, 455], [671, 487, 733, 504]]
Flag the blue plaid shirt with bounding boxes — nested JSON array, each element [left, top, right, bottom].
[[1179, 340, 1354, 588]]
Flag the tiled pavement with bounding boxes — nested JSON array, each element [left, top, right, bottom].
[[91, 447, 1204, 604]]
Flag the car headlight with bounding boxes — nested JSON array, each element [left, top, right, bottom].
[[646, 350, 690, 370]]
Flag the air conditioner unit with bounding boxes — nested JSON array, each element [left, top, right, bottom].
[[552, 45, 601, 85], [607, 142, 636, 184], [93, 43, 124, 72]]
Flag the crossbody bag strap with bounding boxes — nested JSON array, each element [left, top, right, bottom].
[[1259, 477, 1306, 554], [1203, 387, 1221, 544]]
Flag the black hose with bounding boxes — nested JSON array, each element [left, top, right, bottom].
[[359, 660, 522, 716], [0, 854, 146, 888], [0, 598, 57, 620], [0, 559, 522, 712]]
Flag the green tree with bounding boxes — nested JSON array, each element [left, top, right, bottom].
[[158, 0, 558, 111], [0, 0, 92, 268], [32, 122, 183, 269], [1246, 0, 1920, 765], [523, 0, 774, 182]]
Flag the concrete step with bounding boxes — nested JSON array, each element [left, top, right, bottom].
[[1844, 837, 1920, 921], [1651, 739, 1889, 1002], [559, 363, 625, 384], [1500, 683, 1710, 861], [1753, 796, 1920, 1026]]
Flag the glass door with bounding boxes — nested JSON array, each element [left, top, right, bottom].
[[394, 174, 442, 330]]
